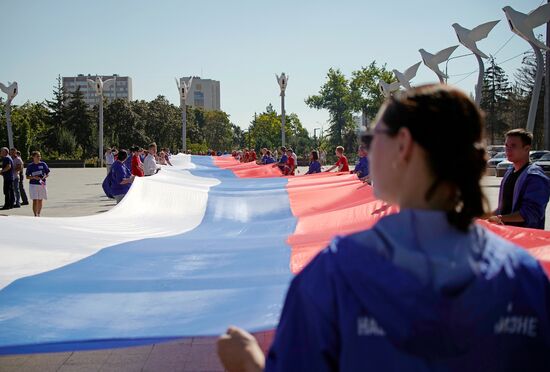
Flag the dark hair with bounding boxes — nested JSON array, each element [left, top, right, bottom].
[[378, 84, 488, 231], [130, 146, 139, 152], [117, 150, 128, 161], [31, 151, 41, 157], [506, 128, 532, 146], [311, 150, 319, 161]]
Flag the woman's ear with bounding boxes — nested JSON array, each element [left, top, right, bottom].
[[396, 127, 414, 163]]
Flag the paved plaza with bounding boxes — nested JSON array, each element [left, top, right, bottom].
[[0, 168, 548, 371]]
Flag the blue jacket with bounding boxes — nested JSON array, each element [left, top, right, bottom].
[[354, 156, 369, 178], [266, 210, 550, 371], [497, 164, 550, 229], [110, 161, 132, 196]]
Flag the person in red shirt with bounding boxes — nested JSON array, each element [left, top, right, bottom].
[[325, 146, 349, 172], [130, 146, 144, 177], [284, 149, 296, 175], [249, 150, 257, 163]]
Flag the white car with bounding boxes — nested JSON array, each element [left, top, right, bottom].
[[495, 151, 550, 177], [496, 160, 512, 177], [487, 152, 506, 168], [534, 153, 550, 175]]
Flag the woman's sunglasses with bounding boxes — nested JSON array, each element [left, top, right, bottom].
[[360, 128, 392, 151]]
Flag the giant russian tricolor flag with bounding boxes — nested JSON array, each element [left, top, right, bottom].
[[0, 154, 549, 354]]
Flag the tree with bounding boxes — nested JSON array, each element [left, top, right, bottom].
[[145, 96, 181, 151], [305, 68, 354, 147], [65, 88, 94, 158], [481, 60, 511, 145], [105, 98, 149, 150], [44, 75, 68, 154], [350, 61, 395, 128], [203, 110, 233, 151]]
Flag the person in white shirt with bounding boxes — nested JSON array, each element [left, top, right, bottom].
[[105, 148, 115, 174], [143, 142, 160, 176]]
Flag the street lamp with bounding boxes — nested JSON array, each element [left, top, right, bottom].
[[176, 77, 193, 152], [503, 4, 550, 132], [313, 127, 321, 148], [452, 20, 500, 105], [0, 81, 18, 149], [87, 76, 115, 167], [276, 73, 289, 146], [419, 46, 459, 83]]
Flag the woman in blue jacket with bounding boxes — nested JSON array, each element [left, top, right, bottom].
[[217, 85, 550, 372]]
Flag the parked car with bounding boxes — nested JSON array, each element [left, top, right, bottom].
[[496, 160, 512, 177], [496, 151, 550, 177], [534, 153, 550, 175], [487, 152, 506, 168], [487, 145, 505, 158], [529, 150, 550, 161]]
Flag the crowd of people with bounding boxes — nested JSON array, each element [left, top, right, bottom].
[[1, 147, 49, 217], [103, 142, 172, 203]]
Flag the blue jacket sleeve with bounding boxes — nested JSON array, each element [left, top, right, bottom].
[[519, 175, 550, 229], [265, 251, 339, 372]]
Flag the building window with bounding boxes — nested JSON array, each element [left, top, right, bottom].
[[194, 91, 204, 107]]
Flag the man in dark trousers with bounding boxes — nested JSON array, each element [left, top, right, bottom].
[[0, 147, 14, 210], [488, 129, 550, 229]]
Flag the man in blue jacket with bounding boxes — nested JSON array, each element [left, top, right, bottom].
[[488, 129, 550, 229]]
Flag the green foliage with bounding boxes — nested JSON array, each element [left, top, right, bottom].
[[246, 105, 312, 156], [350, 61, 395, 125], [481, 60, 511, 145], [305, 68, 354, 147]]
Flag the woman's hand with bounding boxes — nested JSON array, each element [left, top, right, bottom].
[[217, 326, 265, 372]]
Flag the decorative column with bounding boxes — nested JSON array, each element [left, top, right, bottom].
[[503, 4, 550, 132], [0, 82, 18, 149], [276, 73, 289, 146], [452, 21, 499, 105], [87, 76, 115, 167], [176, 77, 193, 152]]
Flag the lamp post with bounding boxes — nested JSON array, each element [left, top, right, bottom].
[[176, 77, 193, 152], [452, 21, 499, 105], [87, 76, 115, 167], [276, 73, 289, 146], [0, 82, 18, 149], [313, 127, 321, 149], [503, 4, 550, 132]]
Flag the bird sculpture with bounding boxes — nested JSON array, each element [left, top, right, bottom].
[[392, 62, 421, 89], [419, 46, 459, 83]]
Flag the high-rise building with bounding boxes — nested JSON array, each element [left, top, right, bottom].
[[62, 74, 133, 106], [180, 76, 220, 111]]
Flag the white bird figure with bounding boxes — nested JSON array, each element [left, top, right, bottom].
[[392, 62, 421, 89], [503, 4, 550, 51], [176, 77, 194, 103], [0, 81, 18, 101], [276, 73, 289, 96], [378, 80, 401, 98], [452, 21, 500, 59], [87, 76, 115, 96], [419, 46, 459, 83]]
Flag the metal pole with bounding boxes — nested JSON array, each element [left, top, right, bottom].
[[526, 42, 545, 133], [182, 104, 187, 152], [5, 101, 14, 149], [474, 54, 484, 106], [281, 93, 286, 146], [99, 97, 104, 167], [545, 5, 550, 149]]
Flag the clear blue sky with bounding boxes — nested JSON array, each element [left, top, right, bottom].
[[3, 0, 546, 134]]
